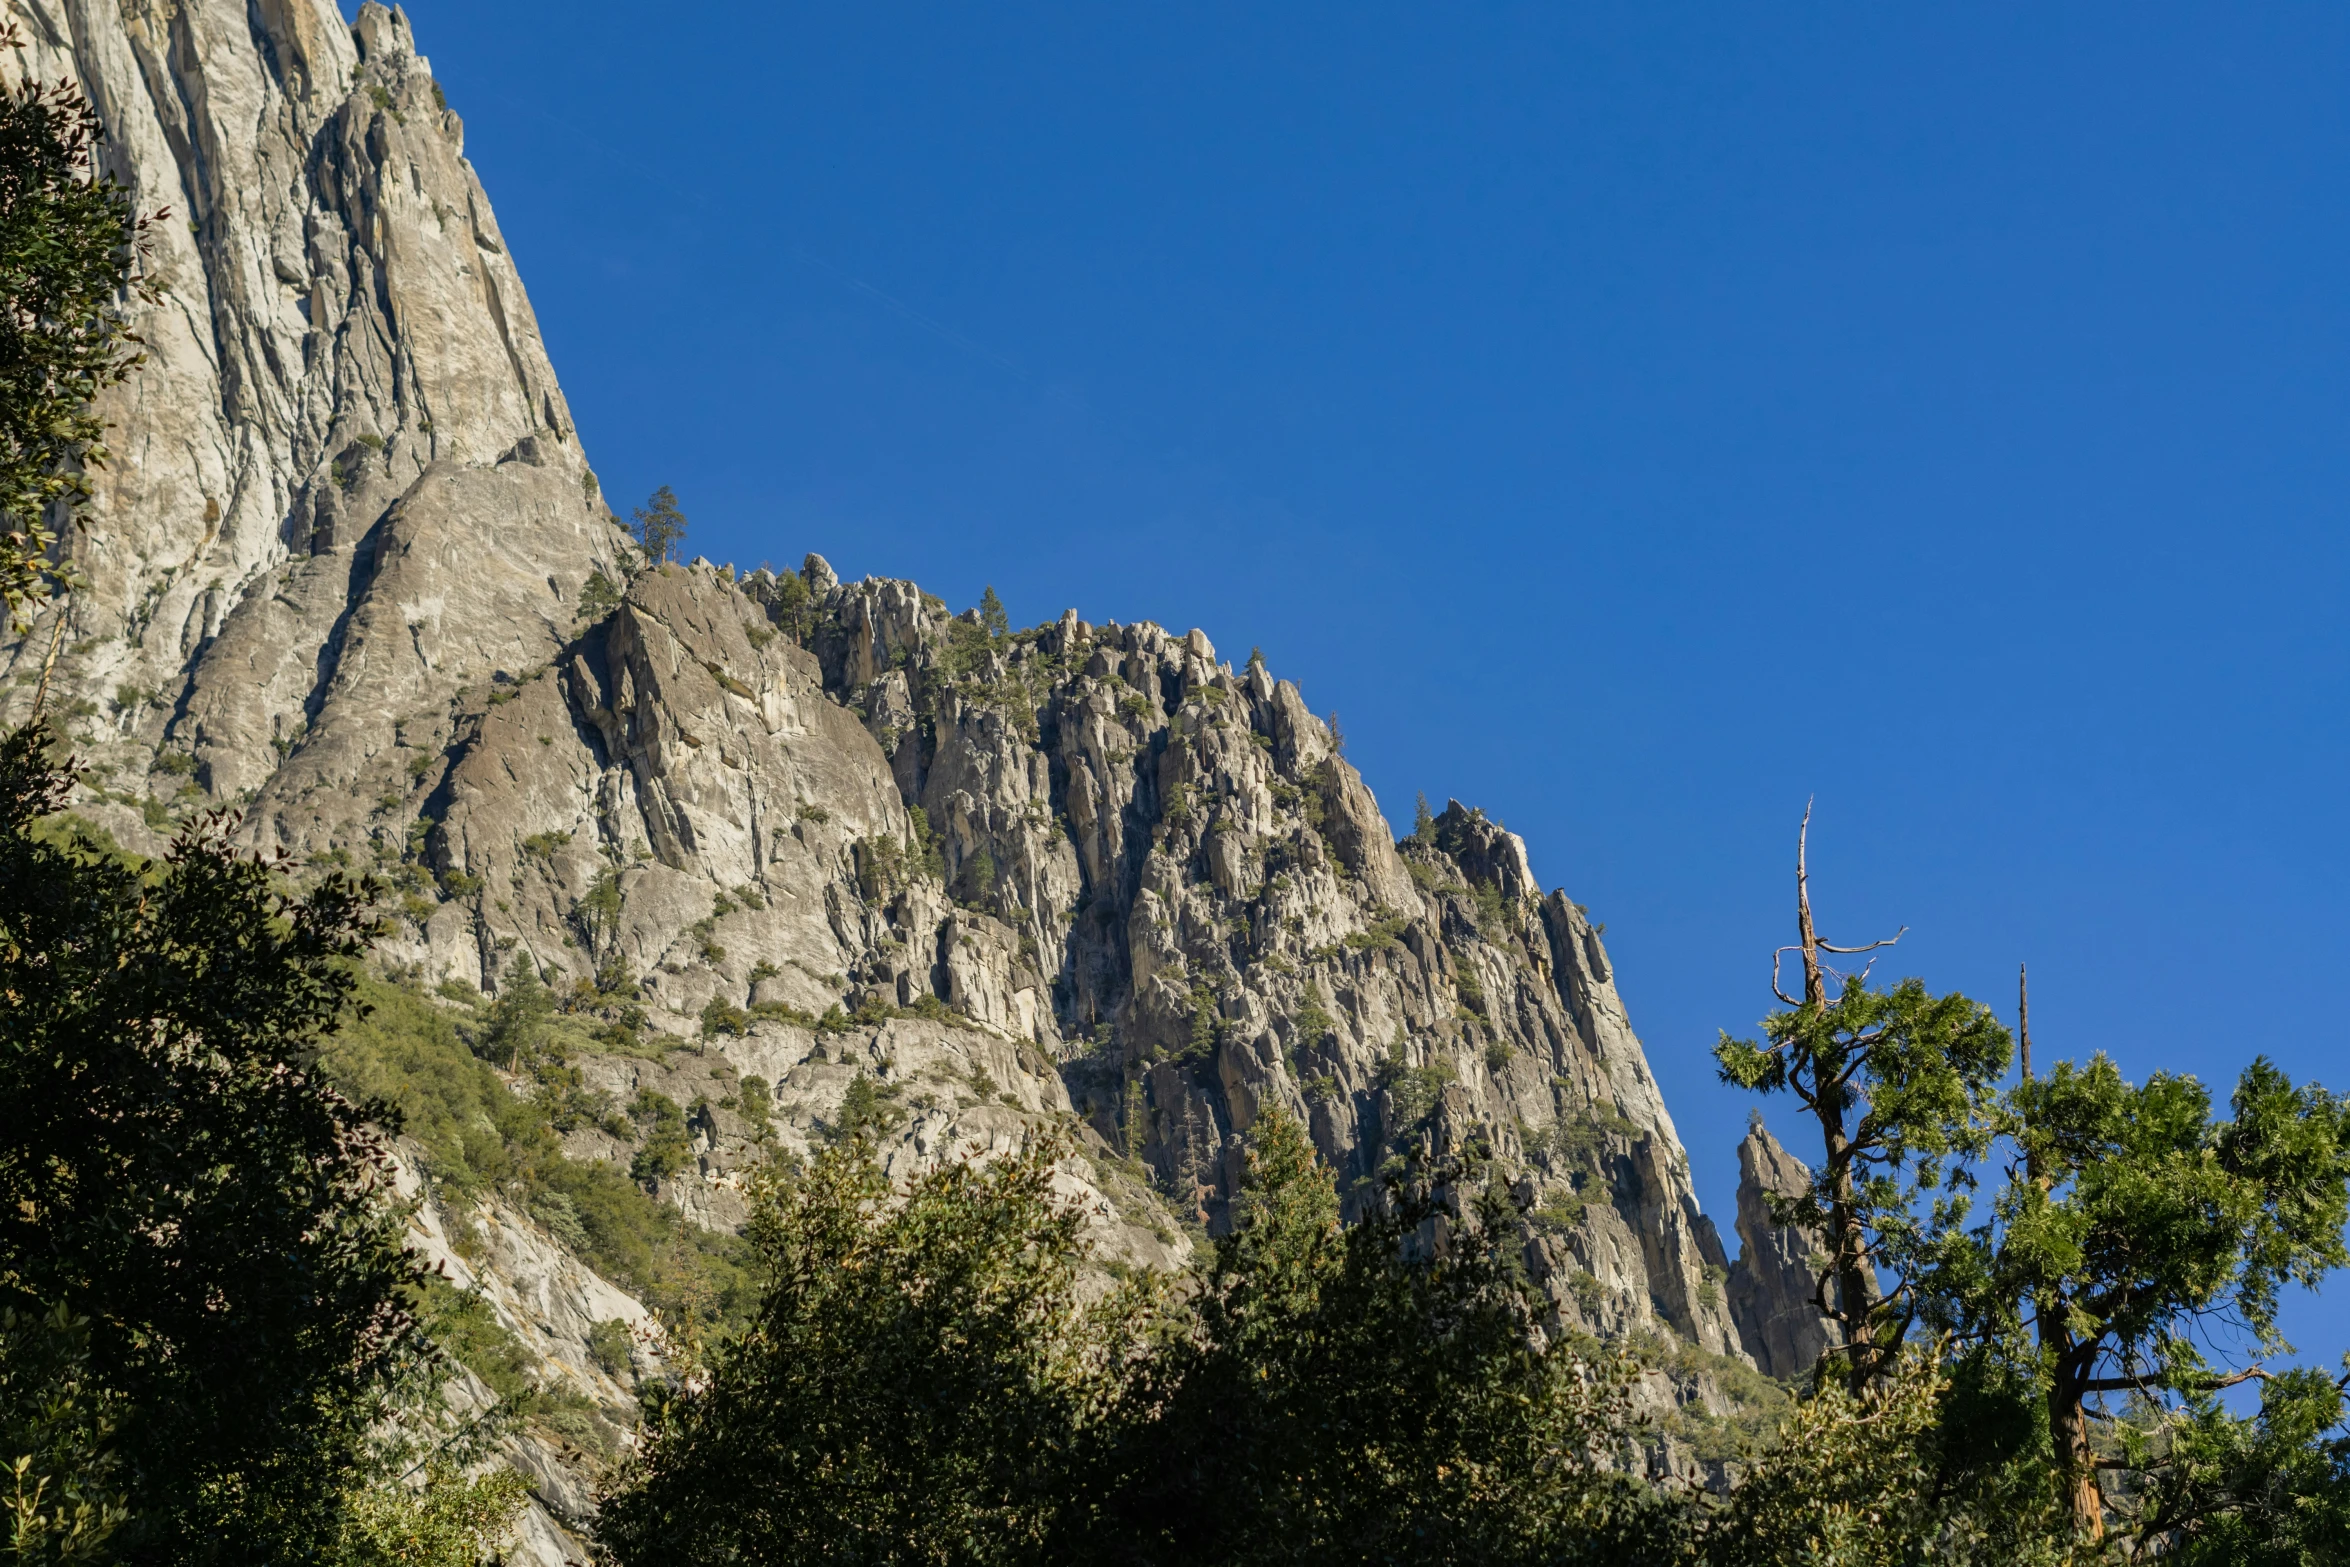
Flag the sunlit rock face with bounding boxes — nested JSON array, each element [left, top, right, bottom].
[[1724, 1121, 1843, 1381], [7, 0, 1793, 1548]]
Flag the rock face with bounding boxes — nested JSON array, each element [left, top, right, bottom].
[[4, 0, 1797, 1549], [0, 0, 620, 842], [1723, 1121, 1841, 1381]]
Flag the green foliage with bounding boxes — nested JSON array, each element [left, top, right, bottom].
[[765, 568, 817, 644], [1700, 1346, 2075, 1566], [957, 846, 998, 905], [318, 978, 750, 1332], [520, 829, 571, 860], [854, 807, 945, 902], [1178, 988, 1218, 1070], [698, 996, 749, 1038], [1377, 1043, 1458, 1149], [577, 569, 621, 621], [586, 1320, 634, 1380], [1292, 991, 1336, 1053], [1925, 1051, 2350, 1542], [476, 954, 554, 1069], [825, 1074, 906, 1144], [1470, 877, 1513, 938], [0, 721, 427, 1560], [413, 1278, 532, 1407], [0, 50, 146, 629], [979, 584, 1010, 640], [629, 484, 688, 565], [737, 1075, 775, 1139], [1456, 962, 1486, 1014], [1, 1304, 127, 1562], [628, 1091, 692, 1188], [2127, 1363, 2350, 1563], [598, 1133, 1144, 1566], [331, 1458, 525, 1567], [1716, 974, 2009, 1388], [1093, 1111, 1674, 1565], [1342, 906, 1409, 952], [1412, 790, 1435, 845], [576, 864, 622, 949]]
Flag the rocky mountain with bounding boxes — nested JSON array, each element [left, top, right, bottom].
[[3, 1, 1826, 1555], [1723, 1121, 1841, 1381]]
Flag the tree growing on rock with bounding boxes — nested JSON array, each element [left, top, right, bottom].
[[629, 484, 687, 566], [0, 22, 155, 659]]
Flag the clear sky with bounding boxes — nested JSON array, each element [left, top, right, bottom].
[[381, 2, 2350, 1354]]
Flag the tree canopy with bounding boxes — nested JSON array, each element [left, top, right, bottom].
[[0, 723, 439, 1561], [1716, 811, 2350, 1555], [628, 485, 687, 566]]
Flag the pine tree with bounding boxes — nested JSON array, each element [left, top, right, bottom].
[[629, 484, 687, 565], [1100, 1110, 1672, 1566]]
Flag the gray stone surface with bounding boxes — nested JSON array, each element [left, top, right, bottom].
[[1723, 1121, 1843, 1381]]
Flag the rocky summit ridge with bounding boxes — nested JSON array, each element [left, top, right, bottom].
[[3, 2, 1824, 1555]]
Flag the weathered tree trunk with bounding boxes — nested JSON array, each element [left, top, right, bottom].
[[1798, 807, 1880, 1392], [2024, 968, 2102, 1539], [2048, 1362, 2106, 1542]]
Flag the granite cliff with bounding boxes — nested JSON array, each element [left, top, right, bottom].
[[3, 1, 1825, 1554], [1723, 1121, 1842, 1382]]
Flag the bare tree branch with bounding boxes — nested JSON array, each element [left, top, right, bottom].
[[1816, 930, 1908, 956], [2081, 1367, 2270, 1396]]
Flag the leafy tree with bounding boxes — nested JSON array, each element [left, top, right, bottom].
[[1098, 1110, 1671, 1566], [333, 1454, 525, 1567], [2125, 1363, 2350, 1565], [1701, 1344, 2078, 1567], [1928, 1051, 2350, 1544], [0, 31, 151, 632], [628, 485, 687, 566], [978, 584, 1009, 640], [1713, 809, 2009, 1390], [1412, 790, 1436, 845], [0, 722, 427, 1562], [596, 1131, 1146, 1565], [2, 1304, 126, 1563]]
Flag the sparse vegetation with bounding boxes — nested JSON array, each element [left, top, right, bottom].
[[578, 568, 622, 620]]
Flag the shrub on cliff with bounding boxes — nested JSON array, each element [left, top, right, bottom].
[[0, 28, 152, 631]]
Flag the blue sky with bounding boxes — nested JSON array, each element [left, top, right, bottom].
[[382, 2, 2350, 1353]]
